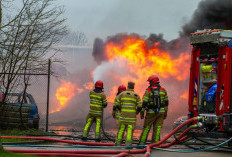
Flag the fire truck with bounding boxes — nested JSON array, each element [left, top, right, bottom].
[[188, 29, 232, 138]]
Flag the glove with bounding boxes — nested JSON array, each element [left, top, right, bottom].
[[140, 111, 144, 119], [155, 109, 160, 114], [116, 105, 121, 111], [136, 107, 142, 115], [112, 112, 116, 119], [164, 111, 167, 119]]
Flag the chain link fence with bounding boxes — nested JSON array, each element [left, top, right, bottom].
[[0, 60, 51, 131]]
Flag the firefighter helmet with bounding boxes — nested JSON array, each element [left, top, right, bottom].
[[95, 80, 104, 89], [118, 85, 126, 93], [147, 75, 159, 84]]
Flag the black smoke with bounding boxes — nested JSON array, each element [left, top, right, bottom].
[[107, 33, 141, 44], [92, 38, 107, 64], [146, 33, 167, 49], [181, 0, 232, 36]]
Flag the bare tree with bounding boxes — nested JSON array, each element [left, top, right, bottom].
[[0, 0, 67, 141], [61, 29, 88, 46], [0, 0, 3, 152], [0, 0, 67, 102], [0, 1, 1, 28]]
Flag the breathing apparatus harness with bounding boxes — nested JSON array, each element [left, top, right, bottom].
[[148, 84, 161, 113]]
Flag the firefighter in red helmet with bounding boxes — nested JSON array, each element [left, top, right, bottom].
[[82, 80, 108, 142], [112, 85, 127, 128], [139, 75, 169, 145]]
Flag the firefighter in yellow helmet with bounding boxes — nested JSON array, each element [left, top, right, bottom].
[[112, 85, 127, 128], [115, 82, 142, 146], [139, 75, 168, 145], [82, 80, 107, 142]]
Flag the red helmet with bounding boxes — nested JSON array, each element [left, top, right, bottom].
[[147, 75, 159, 84], [95, 80, 104, 89], [118, 85, 126, 93]]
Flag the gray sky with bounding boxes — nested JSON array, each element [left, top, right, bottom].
[[56, 0, 202, 45]]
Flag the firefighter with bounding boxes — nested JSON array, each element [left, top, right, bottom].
[[82, 80, 108, 142], [112, 85, 127, 128], [115, 82, 142, 146], [139, 75, 168, 145]]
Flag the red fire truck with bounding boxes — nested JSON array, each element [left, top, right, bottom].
[[188, 29, 232, 138]]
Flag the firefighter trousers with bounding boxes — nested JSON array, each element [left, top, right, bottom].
[[82, 114, 102, 140], [139, 112, 165, 145], [115, 124, 133, 146], [116, 116, 120, 128]]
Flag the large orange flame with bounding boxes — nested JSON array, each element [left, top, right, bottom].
[[104, 37, 190, 100], [52, 37, 190, 113], [106, 38, 190, 81]]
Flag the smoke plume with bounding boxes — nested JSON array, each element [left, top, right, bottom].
[[92, 38, 107, 64], [182, 0, 232, 36]]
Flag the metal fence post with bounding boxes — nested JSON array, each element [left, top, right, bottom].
[[46, 59, 51, 132]]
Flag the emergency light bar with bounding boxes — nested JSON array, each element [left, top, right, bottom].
[[190, 29, 232, 44]]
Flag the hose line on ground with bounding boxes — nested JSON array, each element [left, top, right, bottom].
[[150, 137, 232, 152], [173, 134, 198, 150], [3, 116, 232, 156], [2, 117, 201, 157], [3, 124, 190, 156], [144, 116, 203, 157], [4, 144, 146, 149], [189, 137, 232, 150], [101, 109, 115, 142]]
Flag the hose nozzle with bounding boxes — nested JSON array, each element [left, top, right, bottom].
[[190, 122, 203, 128], [193, 116, 203, 121]]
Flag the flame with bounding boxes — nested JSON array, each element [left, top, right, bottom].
[[106, 38, 190, 81], [180, 91, 189, 99], [103, 37, 190, 99], [76, 88, 84, 93], [83, 82, 94, 90], [52, 80, 80, 113], [107, 86, 118, 103]]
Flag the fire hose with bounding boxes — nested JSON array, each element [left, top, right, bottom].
[[101, 108, 114, 141], [150, 137, 232, 153], [143, 116, 203, 157], [2, 116, 202, 157], [25, 154, 111, 157]]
